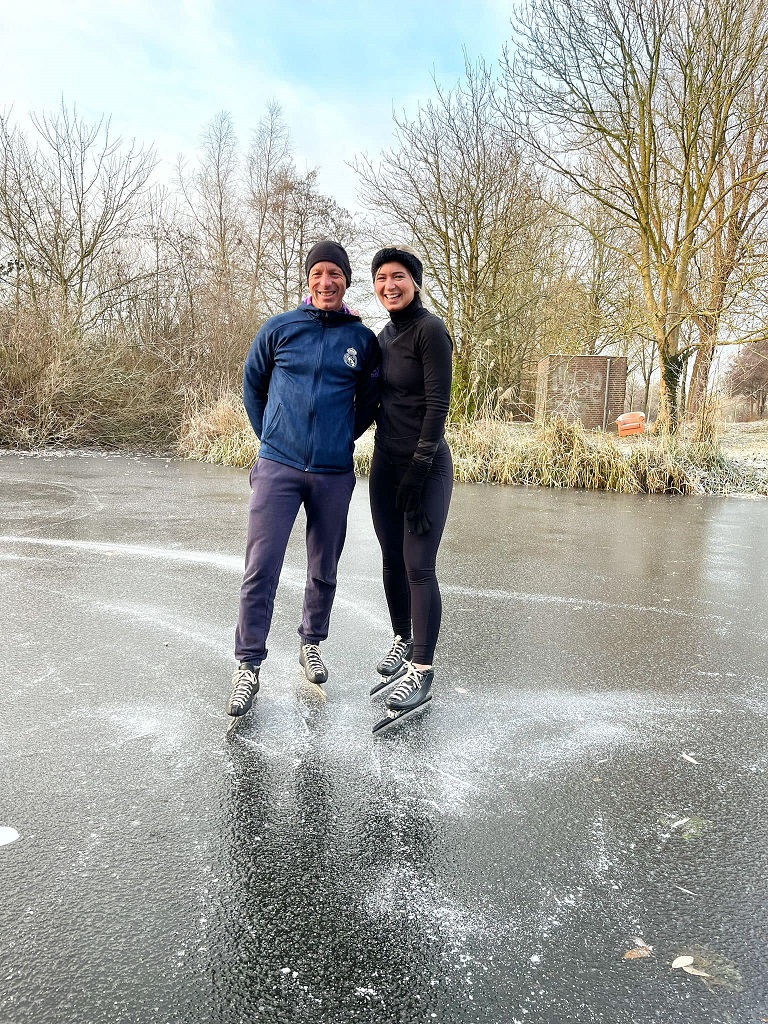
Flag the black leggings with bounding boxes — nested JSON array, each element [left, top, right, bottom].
[[369, 440, 453, 664]]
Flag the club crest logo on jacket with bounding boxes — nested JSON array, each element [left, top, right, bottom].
[[343, 347, 358, 368]]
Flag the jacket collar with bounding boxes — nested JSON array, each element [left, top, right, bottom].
[[301, 297, 361, 322]]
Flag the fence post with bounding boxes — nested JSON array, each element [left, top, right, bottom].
[[602, 357, 613, 431]]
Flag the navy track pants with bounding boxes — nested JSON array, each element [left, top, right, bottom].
[[235, 457, 356, 665]]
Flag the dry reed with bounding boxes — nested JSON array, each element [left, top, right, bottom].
[[178, 401, 765, 495], [179, 391, 259, 466], [4, 346, 765, 497]]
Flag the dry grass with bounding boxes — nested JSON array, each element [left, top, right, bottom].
[[353, 429, 375, 476], [449, 417, 639, 490], [4, 337, 765, 497], [0, 306, 239, 453], [0, 333, 185, 451], [179, 391, 259, 466], [178, 399, 766, 495], [627, 439, 706, 495]]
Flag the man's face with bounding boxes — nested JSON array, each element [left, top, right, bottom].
[[308, 262, 347, 311]]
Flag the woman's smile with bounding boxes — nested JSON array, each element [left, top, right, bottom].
[[374, 262, 417, 311]]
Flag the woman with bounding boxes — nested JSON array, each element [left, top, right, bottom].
[[369, 245, 453, 732]]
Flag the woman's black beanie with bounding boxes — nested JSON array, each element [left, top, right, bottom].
[[371, 246, 423, 288], [305, 240, 352, 286]]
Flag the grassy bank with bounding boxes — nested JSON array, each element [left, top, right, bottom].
[[178, 394, 768, 496], [2, 322, 764, 495], [0, 315, 188, 451]]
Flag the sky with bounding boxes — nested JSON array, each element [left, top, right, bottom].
[[1, 0, 514, 210]]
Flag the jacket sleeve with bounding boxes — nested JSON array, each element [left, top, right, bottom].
[[243, 323, 274, 439], [353, 333, 381, 440], [412, 317, 453, 466]]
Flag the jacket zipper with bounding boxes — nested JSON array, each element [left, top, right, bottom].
[[305, 314, 327, 470]]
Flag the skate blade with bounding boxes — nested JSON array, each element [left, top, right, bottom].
[[299, 678, 327, 700], [372, 696, 432, 737], [226, 711, 249, 737], [369, 662, 408, 696]]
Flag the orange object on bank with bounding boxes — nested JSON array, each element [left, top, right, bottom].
[[616, 412, 646, 436]]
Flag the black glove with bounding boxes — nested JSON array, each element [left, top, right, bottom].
[[395, 459, 430, 514], [407, 506, 432, 536]]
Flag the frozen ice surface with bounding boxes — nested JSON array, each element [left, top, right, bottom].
[[0, 451, 767, 1024]]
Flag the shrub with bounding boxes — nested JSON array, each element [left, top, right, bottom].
[[179, 391, 259, 466], [0, 310, 184, 450]]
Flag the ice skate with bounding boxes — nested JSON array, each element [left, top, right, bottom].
[[370, 634, 413, 695], [372, 663, 433, 736], [299, 641, 328, 685], [227, 662, 259, 717]]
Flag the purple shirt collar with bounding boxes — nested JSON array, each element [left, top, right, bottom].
[[303, 295, 357, 316]]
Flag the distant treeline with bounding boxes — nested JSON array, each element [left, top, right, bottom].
[[3, 0, 768, 450]]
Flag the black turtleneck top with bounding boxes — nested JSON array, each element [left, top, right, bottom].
[[374, 295, 453, 464]]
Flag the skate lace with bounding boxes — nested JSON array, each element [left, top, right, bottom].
[[389, 662, 421, 704], [231, 667, 256, 705], [381, 635, 409, 671], [302, 644, 325, 675]]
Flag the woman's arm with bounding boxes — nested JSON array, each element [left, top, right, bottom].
[[394, 316, 453, 534], [413, 316, 453, 466]]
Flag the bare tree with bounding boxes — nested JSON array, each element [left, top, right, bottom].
[[685, 80, 768, 413], [353, 58, 556, 416], [176, 111, 246, 324], [509, 0, 768, 431], [163, 105, 359, 378], [0, 102, 155, 331], [245, 104, 358, 317], [726, 339, 768, 416], [244, 102, 292, 312]]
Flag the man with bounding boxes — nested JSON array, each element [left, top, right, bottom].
[[226, 240, 379, 717]]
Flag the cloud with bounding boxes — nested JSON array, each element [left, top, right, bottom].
[[1, 0, 512, 209]]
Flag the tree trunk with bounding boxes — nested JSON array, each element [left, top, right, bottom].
[[678, 351, 691, 418], [452, 350, 473, 420], [687, 323, 716, 416], [656, 346, 684, 432]]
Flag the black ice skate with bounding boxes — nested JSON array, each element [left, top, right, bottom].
[[299, 642, 328, 685], [370, 634, 413, 695], [227, 662, 259, 717], [372, 663, 433, 736]]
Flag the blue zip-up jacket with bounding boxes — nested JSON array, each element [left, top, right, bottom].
[[243, 304, 380, 473]]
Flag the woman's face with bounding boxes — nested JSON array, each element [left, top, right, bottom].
[[374, 262, 416, 312]]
